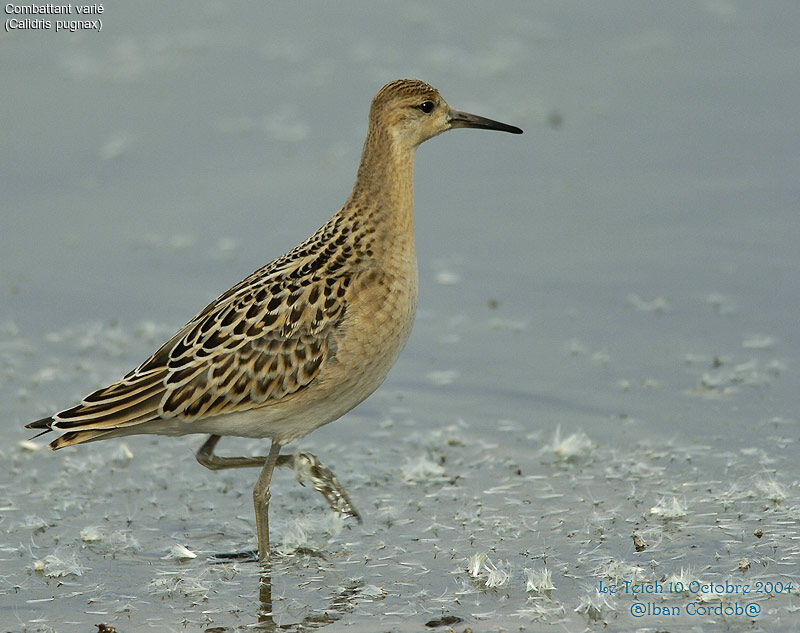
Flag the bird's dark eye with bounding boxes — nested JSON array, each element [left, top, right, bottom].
[[417, 100, 435, 114]]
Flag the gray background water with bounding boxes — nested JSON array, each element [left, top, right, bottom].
[[2, 2, 799, 631]]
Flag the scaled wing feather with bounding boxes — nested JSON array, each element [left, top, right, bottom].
[[48, 238, 352, 437]]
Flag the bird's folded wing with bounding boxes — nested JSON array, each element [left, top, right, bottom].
[[45, 268, 352, 433]]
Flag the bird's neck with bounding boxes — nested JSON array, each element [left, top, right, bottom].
[[345, 126, 416, 239]]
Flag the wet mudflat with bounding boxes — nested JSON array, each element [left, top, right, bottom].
[[2, 2, 799, 631]]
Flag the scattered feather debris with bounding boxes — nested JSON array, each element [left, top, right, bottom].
[[109, 443, 134, 465], [36, 552, 90, 578], [162, 544, 197, 561], [742, 333, 776, 349], [147, 574, 210, 599], [543, 426, 595, 461], [756, 478, 787, 503], [434, 270, 461, 285], [80, 526, 104, 542], [524, 567, 555, 594], [401, 456, 446, 483], [692, 357, 780, 396], [649, 496, 688, 519], [627, 293, 670, 313], [98, 133, 132, 160], [575, 589, 616, 622], [467, 552, 488, 578], [706, 292, 737, 315], [466, 552, 510, 588], [5, 196, 799, 629], [487, 317, 528, 331], [426, 369, 459, 386]]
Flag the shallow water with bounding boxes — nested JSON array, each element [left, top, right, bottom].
[[2, 2, 800, 632]]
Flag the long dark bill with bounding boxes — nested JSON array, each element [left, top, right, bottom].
[[449, 109, 523, 134]]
